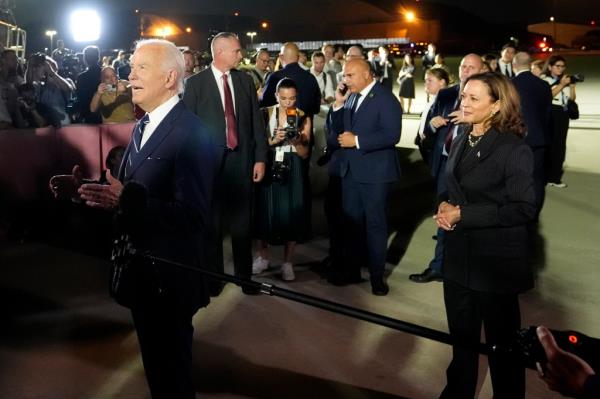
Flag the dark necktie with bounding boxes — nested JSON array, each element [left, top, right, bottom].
[[506, 64, 512, 78], [350, 93, 362, 122], [222, 73, 238, 149], [126, 113, 150, 174], [444, 100, 460, 154]]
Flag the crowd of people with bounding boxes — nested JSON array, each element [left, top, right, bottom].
[[37, 32, 591, 399]]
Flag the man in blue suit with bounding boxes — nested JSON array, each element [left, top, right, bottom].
[[512, 51, 552, 217], [78, 39, 220, 399], [410, 54, 483, 283], [326, 58, 402, 296]]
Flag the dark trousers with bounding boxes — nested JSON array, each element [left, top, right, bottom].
[[207, 150, 253, 279], [440, 280, 524, 399], [324, 175, 345, 267], [342, 169, 390, 280], [531, 146, 547, 216], [132, 304, 196, 399], [547, 106, 569, 184], [428, 156, 448, 274]]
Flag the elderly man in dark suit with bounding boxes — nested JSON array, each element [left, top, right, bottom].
[[183, 32, 268, 295], [326, 58, 402, 296], [409, 53, 483, 284], [76, 39, 220, 399], [512, 51, 552, 217]]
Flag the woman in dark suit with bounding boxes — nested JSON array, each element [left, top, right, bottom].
[[435, 72, 536, 399]]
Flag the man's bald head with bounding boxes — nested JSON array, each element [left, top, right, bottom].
[[342, 58, 373, 93], [512, 51, 531, 72], [459, 53, 483, 83], [279, 42, 300, 67], [346, 46, 364, 61]]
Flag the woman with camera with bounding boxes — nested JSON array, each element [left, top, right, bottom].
[[90, 66, 135, 123], [253, 78, 311, 281], [542, 55, 577, 188], [435, 73, 536, 398]]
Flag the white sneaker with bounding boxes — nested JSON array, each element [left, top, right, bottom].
[[252, 256, 269, 274], [548, 182, 567, 188], [281, 262, 295, 281]]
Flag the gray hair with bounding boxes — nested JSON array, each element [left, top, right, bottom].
[[210, 32, 239, 58], [135, 39, 185, 94], [513, 51, 531, 70]]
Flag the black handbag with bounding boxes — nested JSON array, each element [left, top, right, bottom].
[[567, 99, 579, 120]]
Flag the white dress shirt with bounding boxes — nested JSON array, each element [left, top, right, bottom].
[[418, 95, 436, 139], [140, 94, 180, 148], [210, 63, 236, 114], [310, 67, 335, 101]]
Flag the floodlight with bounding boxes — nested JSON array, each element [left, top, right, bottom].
[[70, 9, 101, 42]]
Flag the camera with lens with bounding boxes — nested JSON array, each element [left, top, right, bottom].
[[568, 74, 584, 84], [282, 107, 299, 140], [271, 160, 290, 183]]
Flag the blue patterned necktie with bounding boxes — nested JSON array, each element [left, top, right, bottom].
[[126, 114, 150, 174], [350, 93, 361, 122]]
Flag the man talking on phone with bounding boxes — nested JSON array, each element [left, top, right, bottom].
[[325, 58, 402, 296]]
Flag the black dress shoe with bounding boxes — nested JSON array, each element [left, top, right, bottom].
[[371, 278, 389, 296], [409, 268, 443, 283]]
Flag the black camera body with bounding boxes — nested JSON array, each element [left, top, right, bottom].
[[514, 326, 600, 371], [568, 74, 585, 84], [283, 107, 300, 140], [271, 160, 290, 183]]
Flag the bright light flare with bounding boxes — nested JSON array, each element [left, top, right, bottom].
[[405, 11, 416, 22], [70, 10, 101, 42]]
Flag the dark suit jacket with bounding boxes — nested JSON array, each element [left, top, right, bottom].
[[423, 84, 460, 178], [260, 62, 321, 116], [75, 65, 102, 123], [512, 71, 552, 148], [442, 127, 536, 294], [183, 67, 268, 178], [118, 101, 220, 312], [326, 82, 402, 184]]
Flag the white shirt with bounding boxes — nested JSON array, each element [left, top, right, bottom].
[[543, 75, 571, 106], [310, 67, 335, 101], [498, 59, 513, 76], [418, 95, 436, 138], [140, 94, 180, 148], [210, 63, 236, 115]]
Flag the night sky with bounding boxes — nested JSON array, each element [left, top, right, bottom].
[[11, 0, 600, 53]]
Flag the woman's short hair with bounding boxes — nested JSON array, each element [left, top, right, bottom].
[[464, 72, 526, 136], [425, 67, 449, 86], [276, 77, 297, 92]]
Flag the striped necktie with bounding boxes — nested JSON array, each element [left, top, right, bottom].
[[126, 114, 150, 175]]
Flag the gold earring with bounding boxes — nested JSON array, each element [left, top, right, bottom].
[[490, 110, 497, 117]]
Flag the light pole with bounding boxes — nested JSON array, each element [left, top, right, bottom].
[[246, 31, 257, 46], [46, 30, 57, 53], [550, 16, 557, 46]]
